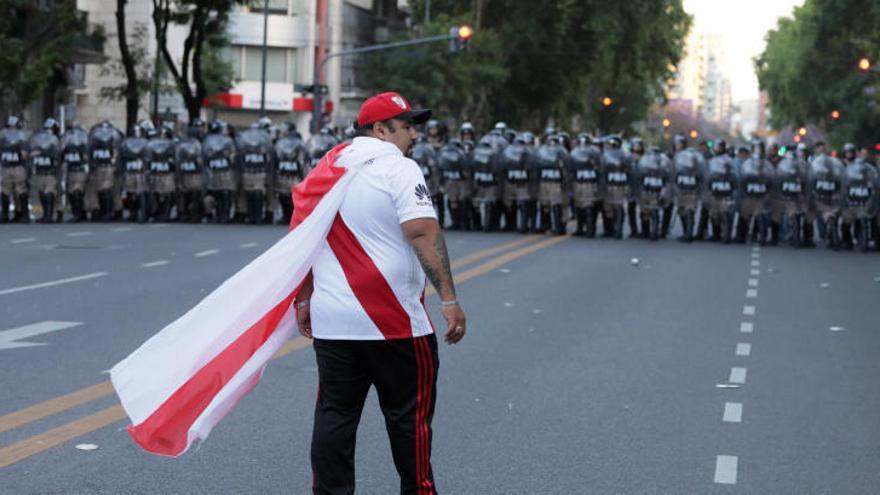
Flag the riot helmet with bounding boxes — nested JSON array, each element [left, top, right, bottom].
[[749, 138, 766, 158], [459, 122, 475, 141], [630, 137, 645, 155], [673, 133, 687, 152], [843, 142, 857, 162], [713, 139, 727, 155], [42, 118, 60, 136], [257, 116, 273, 130], [6, 115, 21, 129]]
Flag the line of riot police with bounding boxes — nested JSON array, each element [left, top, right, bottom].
[[409, 121, 880, 252], [0, 116, 340, 225]]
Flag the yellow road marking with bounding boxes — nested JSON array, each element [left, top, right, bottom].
[[449, 235, 542, 270], [0, 234, 567, 469], [0, 382, 114, 435]]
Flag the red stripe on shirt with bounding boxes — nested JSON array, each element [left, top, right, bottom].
[[326, 213, 413, 339]]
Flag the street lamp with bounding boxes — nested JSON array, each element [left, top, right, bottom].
[[689, 129, 698, 139], [601, 97, 613, 107], [662, 118, 671, 128], [798, 127, 807, 136], [859, 57, 871, 71], [831, 109, 841, 120]]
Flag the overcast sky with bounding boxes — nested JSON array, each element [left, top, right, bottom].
[[683, 0, 806, 103]]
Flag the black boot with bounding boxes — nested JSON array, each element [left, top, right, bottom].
[[279, 193, 293, 225], [733, 214, 748, 243], [679, 212, 693, 243], [103, 191, 115, 222], [756, 214, 768, 246], [801, 218, 815, 248], [613, 206, 624, 240], [790, 214, 802, 248], [585, 206, 597, 238], [710, 218, 722, 241], [769, 221, 780, 246], [482, 202, 494, 232], [627, 201, 640, 238], [539, 206, 551, 233], [660, 204, 673, 238], [650, 210, 660, 241], [841, 222, 854, 250], [640, 216, 651, 240], [552, 205, 565, 235], [828, 217, 841, 251], [0, 193, 9, 223], [694, 206, 708, 241], [44, 193, 56, 223], [39, 193, 50, 223], [16, 193, 30, 223], [857, 218, 871, 252], [502, 204, 516, 232], [600, 206, 613, 237], [573, 207, 586, 236], [526, 200, 539, 233]]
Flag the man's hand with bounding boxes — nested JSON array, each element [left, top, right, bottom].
[[296, 302, 312, 338], [441, 303, 466, 344]]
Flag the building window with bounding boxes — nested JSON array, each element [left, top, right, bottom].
[[221, 47, 243, 80], [244, 46, 287, 83], [248, 0, 289, 14]]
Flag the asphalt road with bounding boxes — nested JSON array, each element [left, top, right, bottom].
[[1, 222, 879, 494]]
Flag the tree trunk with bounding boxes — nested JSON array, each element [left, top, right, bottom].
[[116, 0, 139, 131]]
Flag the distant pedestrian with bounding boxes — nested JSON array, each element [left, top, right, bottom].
[[294, 92, 467, 495]]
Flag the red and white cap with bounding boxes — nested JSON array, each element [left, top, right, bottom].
[[356, 92, 431, 128]]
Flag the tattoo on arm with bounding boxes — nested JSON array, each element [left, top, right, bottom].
[[413, 233, 455, 298]]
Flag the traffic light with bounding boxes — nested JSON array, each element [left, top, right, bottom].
[[449, 25, 473, 52], [602, 97, 613, 107], [662, 118, 671, 128], [859, 57, 871, 71], [831, 109, 841, 120], [874, 143, 880, 151], [707, 139, 714, 148]]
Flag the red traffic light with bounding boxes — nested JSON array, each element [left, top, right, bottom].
[[874, 143, 880, 151]]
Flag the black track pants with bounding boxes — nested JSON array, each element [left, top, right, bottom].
[[311, 334, 439, 495]]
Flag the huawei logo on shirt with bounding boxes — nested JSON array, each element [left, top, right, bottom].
[[415, 183, 432, 205]]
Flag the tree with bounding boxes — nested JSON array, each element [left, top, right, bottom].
[[151, 0, 238, 121], [0, 0, 84, 114], [367, 0, 690, 133], [755, 0, 880, 147]]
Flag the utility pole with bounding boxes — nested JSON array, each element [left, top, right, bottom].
[[259, 0, 269, 116]]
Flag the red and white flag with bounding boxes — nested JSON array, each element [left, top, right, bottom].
[[111, 139, 400, 457]]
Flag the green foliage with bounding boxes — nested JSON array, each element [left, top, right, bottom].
[[755, 0, 880, 147], [0, 0, 83, 110], [367, 0, 691, 133]]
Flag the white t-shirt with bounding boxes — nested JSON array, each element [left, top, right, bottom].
[[310, 137, 438, 340]]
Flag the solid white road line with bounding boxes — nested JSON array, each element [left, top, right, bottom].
[[746, 289, 758, 298], [195, 249, 220, 257], [723, 402, 743, 423], [729, 367, 747, 384], [0, 272, 108, 296], [714, 455, 738, 484], [239, 242, 259, 248], [0, 321, 83, 350], [10, 237, 35, 244], [740, 322, 754, 333], [111, 227, 132, 232], [149, 224, 168, 228], [66, 231, 93, 237], [748, 278, 759, 287], [751, 260, 760, 267], [743, 306, 755, 316], [750, 269, 760, 276], [736, 343, 752, 356], [141, 260, 170, 268]]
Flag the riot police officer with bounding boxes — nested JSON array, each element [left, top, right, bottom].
[[808, 152, 845, 250], [470, 138, 504, 231], [535, 134, 568, 235], [305, 126, 339, 175], [566, 134, 602, 237], [600, 136, 632, 239], [88, 121, 121, 221], [237, 122, 272, 224], [842, 156, 878, 251], [501, 133, 537, 234], [61, 125, 90, 222], [119, 120, 151, 222], [273, 126, 307, 225], [735, 139, 775, 245], [437, 139, 469, 229], [635, 148, 671, 241], [704, 142, 738, 243], [1, 116, 30, 222], [177, 119, 206, 222], [203, 120, 237, 223], [627, 137, 646, 238], [672, 141, 704, 242], [411, 134, 442, 224], [426, 119, 445, 151], [146, 124, 177, 222], [29, 118, 62, 223], [774, 145, 810, 247]]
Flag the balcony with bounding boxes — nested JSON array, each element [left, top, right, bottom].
[[228, 12, 310, 48]]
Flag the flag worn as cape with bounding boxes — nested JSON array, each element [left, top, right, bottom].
[[110, 138, 400, 457]]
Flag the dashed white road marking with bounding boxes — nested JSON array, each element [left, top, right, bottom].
[[743, 306, 756, 316], [736, 343, 752, 356], [0, 321, 83, 350], [729, 367, 747, 384], [751, 260, 760, 267], [195, 249, 220, 257], [750, 269, 760, 276], [751, 252, 760, 258], [0, 272, 108, 296], [10, 237, 35, 244], [149, 224, 168, 228], [714, 455, 738, 484], [740, 322, 754, 333], [66, 231, 93, 237], [746, 289, 758, 298], [748, 278, 759, 287], [141, 260, 170, 268], [239, 242, 259, 248], [111, 227, 132, 232], [723, 402, 743, 423]]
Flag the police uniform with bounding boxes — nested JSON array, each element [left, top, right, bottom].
[[0, 123, 30, 222], [61, 127, 90, 222], [566, 136, 602, 237], [273, 131, 307, 225], [28, 126, 61, 222]]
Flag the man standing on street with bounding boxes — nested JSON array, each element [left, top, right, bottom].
[[294, 92, 467, 495]]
